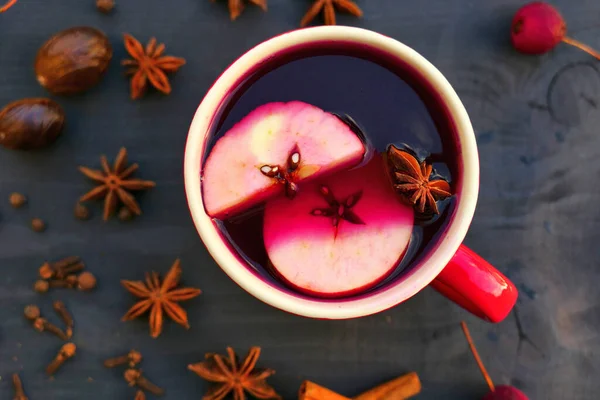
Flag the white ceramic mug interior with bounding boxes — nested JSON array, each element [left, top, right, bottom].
[[184, 26, 479, 319]]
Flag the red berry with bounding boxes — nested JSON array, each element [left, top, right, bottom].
[[511, 2, 566, 54], [483, 385, 529, 400]]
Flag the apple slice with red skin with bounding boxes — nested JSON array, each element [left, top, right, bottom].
[[202, 101, 366, 219], [263, 155, 414, 297]]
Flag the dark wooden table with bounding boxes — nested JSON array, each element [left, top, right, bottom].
[[1, 0, 599, 399]]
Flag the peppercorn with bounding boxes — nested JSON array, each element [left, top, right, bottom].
[[74, 203, 90, 220], [31, 218, 46, 232], [9, 192, 26, 208], [77, 272, 97, 291]]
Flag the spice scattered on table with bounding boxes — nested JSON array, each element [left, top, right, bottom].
[[121, 259, 201, 338], [353, 372, 422, 400], [24, 305, 69, 340], [79, 147, 156, 221], [35, 256, 97, 293], [96, 0, 114, 13], [300, 372, 422, 400], [299, 381, 350, 400], [104, 350, 143, 368], [0, 98, 65, 150], [74, 203, 91, 220], [188, 346, 281, 400], [39, 256, 83, 280], [301, 0, 363, 27], [511, 2, 600, 60], [31, 218, 46, 232], [35, 27, 112, 95], [9, 192, 26, 208], [124, 369, 164, 396], [122, 34, 186, 100], [34, 279, 50, 293], [385, 144, 451, 216], [77, 271, 97, 291], [53, 300, 74, 339], [23, 305, 40, 320], [461, 321, 529, 399], [118, 206, 134, 221], [0, 0, 17, 13], [12, 373, 28, 400], [135, 390, 146, 400], [211, 0, 267, 21], [46, 342, 76, 376]]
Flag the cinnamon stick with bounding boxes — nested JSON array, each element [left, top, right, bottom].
[[299, 381, 351, 400], [353, 372, 421, 400]]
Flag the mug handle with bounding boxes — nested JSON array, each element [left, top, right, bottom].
[[429, 245, 518, 323]]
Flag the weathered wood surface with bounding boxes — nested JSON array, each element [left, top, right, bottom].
[[1, 0, 599, 398]]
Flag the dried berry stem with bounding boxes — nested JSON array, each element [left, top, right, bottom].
[[12, 373, 28, 400], [461, 321, 495, 392], [0, 0, 17, 13], [562, 36, 600, 61]]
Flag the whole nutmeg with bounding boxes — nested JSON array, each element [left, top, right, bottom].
[[35, 26, 113, 95], [0, 98, 65, 150]]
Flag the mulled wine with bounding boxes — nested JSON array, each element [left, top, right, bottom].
[[201, 43, 459, 299]]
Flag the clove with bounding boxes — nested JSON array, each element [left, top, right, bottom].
[[39, 256, 82, 280], [53, 300, 73, 338], [33, 317, 69, 341], [124, 369, 164, 396], [12, 373, 28, 400], [46, 343, 76, 375], [134, 390, 146, 400], [104, 350, 142, 368]]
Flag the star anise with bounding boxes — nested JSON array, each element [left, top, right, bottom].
[[79, 147, 155, 221], [300, 0, 363, 27], [386, 145, 452, 215], [122, 34, 186, 100], [188, 346, 281, 400], [121, 259, 201, 338], [310, 184, 364, 238], [210, 0, 267, 21]]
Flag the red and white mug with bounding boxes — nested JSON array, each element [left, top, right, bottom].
[[184, 26, 518, 323]]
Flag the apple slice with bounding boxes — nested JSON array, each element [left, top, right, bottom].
[[202, 101, 366, 219], [263, 155, 415, 297]]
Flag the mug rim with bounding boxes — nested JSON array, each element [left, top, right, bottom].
[[184, 26, 479, 319]]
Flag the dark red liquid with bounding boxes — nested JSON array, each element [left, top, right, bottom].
[[205, 43, 460, 299]]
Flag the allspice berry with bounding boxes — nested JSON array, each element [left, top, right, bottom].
[[96, 0, 115, 13], [0, 98, 65, 150], [9, 192, 26, 208], [34, 280, 50, 293], [31, 218, 46, 232], [35, 27, 113, 95], [77, 272, 97, 291], [74, 203, 90, 220]]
